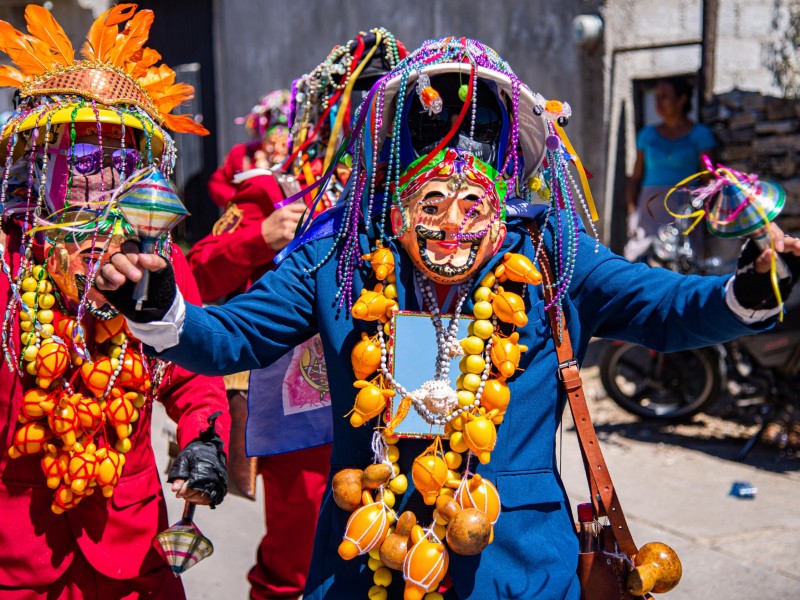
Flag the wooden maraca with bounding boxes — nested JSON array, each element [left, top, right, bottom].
[[627, 542, 682, 595]]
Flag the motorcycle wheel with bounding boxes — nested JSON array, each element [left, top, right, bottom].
[[599, 343, 721, 421]]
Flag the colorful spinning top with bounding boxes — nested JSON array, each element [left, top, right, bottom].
[[153, 501, 214, 575], [114, 168, 189, 310], [705, 175, 785, 239]]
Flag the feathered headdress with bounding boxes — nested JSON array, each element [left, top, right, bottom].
[[0, 3, 207, 135]]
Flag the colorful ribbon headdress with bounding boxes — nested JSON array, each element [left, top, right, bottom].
[[291, 37, 598, 314]]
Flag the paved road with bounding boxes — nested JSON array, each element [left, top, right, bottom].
[[151, 362, 800, 599]]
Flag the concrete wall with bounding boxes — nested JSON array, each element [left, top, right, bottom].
[[212, 0, 605, 203], [600, 0, 795, 248]]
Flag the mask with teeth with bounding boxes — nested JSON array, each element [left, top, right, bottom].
[[391, 148, 507, 284], [44, 209, 137, 320]]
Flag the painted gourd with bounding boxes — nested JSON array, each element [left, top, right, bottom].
[[480, 379, 510, 423], [461, 410, 499, 464], [351, 332, 382, 380], [118, 352, 148, 389], [351, 285, 398, 323], [51, 484, 84, 514], [94, 314, 126, 344], [19, 387, 51, 422], [362, 246, 395, 281], [455, 474, 501, 525], [350, 380, 394, 427], [495, 252, 542, 285], [46, 392, 80, 449], [338, 491, 394, 560], [402, 525, 449, 600], [35, 341, 70, 387], [7, 421, 52, 458], [67, 442, 97, 494], [490, 332, 528, 379], [75, 395, 104, 433], [94, 447, 125, 497], [411, 452, 448, 505], [488, 287, 528, 327], [80, 357, 115, 397], [41, 443, 69, 489]]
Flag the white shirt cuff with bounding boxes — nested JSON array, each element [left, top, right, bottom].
[[232, 168, 275, 184], [125, 291, 186, 352], [724, 276, 782, 324]]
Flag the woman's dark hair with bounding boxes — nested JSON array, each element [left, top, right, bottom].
[[659, 77, 693, 115]]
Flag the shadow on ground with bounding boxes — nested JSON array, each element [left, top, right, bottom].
[[576, 339, 800, 475]]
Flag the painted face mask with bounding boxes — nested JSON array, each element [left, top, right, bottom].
[[44, 210, 137, 320], [391, 148, 507, 284]]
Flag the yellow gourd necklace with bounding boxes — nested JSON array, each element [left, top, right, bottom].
[[334, 243, 543, 599]]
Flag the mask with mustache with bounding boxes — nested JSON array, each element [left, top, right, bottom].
[[391, 149, 507, 284]]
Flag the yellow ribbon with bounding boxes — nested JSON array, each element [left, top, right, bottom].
[[553, 123, 598, 222], [663, 167, 783, 316]]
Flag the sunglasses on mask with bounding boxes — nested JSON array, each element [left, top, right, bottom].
[[45, 143, 141, 178]]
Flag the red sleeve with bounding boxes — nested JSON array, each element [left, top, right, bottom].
[[158, 245, 231, 450], [188, 173, 282, 302], [207, 144, 248, 208]]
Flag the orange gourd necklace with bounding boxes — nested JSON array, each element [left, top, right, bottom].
[[6, 261, 168, 513], [333, 243, 542, 599]]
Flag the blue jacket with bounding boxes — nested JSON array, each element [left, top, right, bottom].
[[159, 213, 764, 599]]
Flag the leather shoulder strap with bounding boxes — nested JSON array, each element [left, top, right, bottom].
[[527, 221, 639, 557]]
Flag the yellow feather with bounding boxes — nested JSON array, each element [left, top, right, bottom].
[[24, 5, 74, 66]]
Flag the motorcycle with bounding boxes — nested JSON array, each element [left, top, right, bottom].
[[599, 224, 800, 456]]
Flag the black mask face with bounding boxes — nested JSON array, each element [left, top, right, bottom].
[[406, 75, 504, 164]]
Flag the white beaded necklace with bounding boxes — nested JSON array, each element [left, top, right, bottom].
[[377, 270, 494, 427]]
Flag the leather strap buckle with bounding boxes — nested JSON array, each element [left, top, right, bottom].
[[557, 359, 578, 380]]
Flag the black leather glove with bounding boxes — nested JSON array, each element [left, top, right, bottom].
[[732, 239, 800, 310], [99, 256, 177, 323], [168, 412, 228, 508]]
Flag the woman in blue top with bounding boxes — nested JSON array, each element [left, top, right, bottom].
[[625, 77, 717, 261]]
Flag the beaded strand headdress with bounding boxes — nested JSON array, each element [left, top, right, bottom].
[[298, 37, 599, 312]]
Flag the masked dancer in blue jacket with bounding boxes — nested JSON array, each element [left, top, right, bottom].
[[96, 38, 800, 600]]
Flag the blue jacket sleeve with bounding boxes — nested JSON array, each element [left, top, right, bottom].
[[567, 230, 770, 352], [158, 241, 319, 376]]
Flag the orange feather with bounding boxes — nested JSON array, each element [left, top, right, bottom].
[[152, 82, 194, 113], [0, 64, 25, 88], [109, 9, 154, 66], [162, 113, 210, 136], [24, 5, 74, 66], [127, 47, 161, 77], [137, 64, 176, 92], [0, 21, 56, 75], [82, 4, 137, 62]]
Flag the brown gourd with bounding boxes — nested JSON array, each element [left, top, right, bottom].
[[435, 496, 491, 556], [379, 510, 416, 570], [627, 542, 682, 595]]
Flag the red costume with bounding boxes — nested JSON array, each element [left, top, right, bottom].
[[189, 169, 332, 600], [0, 234, 230, 598], [188, 171, 281, 301], [207, 142, 259, 209]]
